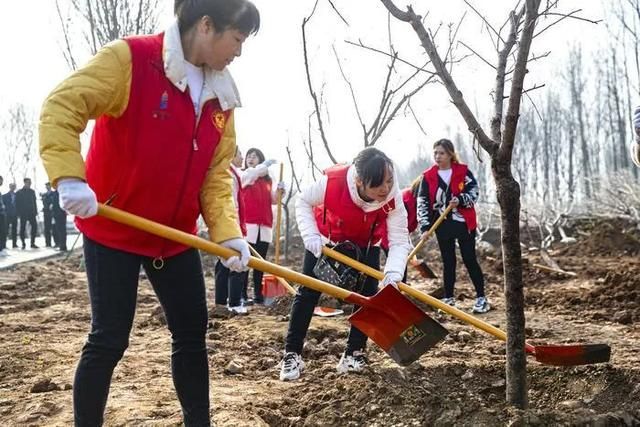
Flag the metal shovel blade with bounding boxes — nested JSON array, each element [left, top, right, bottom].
[[348, 285, 448, 366], [530, 343, 611, 366]]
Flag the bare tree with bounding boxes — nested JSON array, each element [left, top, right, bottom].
[[378, 0, 585, 408], [55, 0, 161, 70], [1, 104, 36, 183], [301, 0, 433, 169]]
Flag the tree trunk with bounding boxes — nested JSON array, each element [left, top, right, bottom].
[[493, 150, 527, 409]]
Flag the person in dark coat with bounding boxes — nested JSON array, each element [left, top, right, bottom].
[[41, 182, 57, 247], [51, 189, 67, 251], [2, 183, 18, 248], [0, 176, 6, 253], [15, 178, 39, 249]]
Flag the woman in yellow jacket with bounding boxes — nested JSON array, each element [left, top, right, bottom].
[[39, 1, 259, 425]]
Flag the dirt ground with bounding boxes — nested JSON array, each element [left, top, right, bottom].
[[0, 218, 639, 426]]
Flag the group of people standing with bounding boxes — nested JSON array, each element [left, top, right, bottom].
[[0, 177, 67, 254], [36, 0, 491, 424]]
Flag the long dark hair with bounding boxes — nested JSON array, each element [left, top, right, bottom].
[[174, 0, 260, 35], [244, 147, 271, 182], [353, 147, 394, 188]]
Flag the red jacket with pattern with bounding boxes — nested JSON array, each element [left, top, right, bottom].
[[424, 163, 477, 231]]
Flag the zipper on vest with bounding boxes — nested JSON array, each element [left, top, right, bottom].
[[193, 138, 199, 151]]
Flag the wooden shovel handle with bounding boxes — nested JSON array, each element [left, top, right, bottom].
[[274, 163, 284, 265], [249, 245, 296, 295], [97, 204, 358, 303], [322, 245, 508, 342], [407, 204, 454, 260]]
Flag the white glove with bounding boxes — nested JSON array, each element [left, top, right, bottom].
[[277, 181, 285, 191], [380, 271, 403, 289], [262, 159, 277, 168], [303, 234, 323, 258], [57, 178, 98, 218], [220, 238, 250, 272]]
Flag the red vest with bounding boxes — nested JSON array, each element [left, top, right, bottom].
[[77, 33, 231, 257], [243, 177, 273, 227], [230, 167, 247, 236], [424, 163, 477, 231], [314, 165, 395, 248], [380, 187, 416, 250]]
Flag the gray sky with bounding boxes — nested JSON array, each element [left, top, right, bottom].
[[0, 0, 610, 187]]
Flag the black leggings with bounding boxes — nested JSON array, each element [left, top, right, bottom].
[[245, 240, 269, 302], [435, 220, 485, 299], [75, 237, 210, 426], [285, 247, 381, 355]]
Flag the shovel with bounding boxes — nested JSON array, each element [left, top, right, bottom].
[[407, 204, 455, 279], [322, 247, 611, 366], [97, 204, 447, 366], [261, 164, 288, 301]]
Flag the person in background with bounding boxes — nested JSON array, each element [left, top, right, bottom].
[[51, 187, 68, 251], [38, 0, 259, 424], [416, 138, 489, 314], [41, 182, 57, 247], [214, 146, 248, 314], [279, 147, 410, 381], [631, 106, 640, 167], [241, 147, 284, 305], [2, 183, 18, 249], [16, 178, 38, 250], [0, 176, 6, 256]]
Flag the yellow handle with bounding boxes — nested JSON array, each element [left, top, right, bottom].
[[97, 204, 352, 300], [274, 162, 284, 265], [321, 246, 507, 341], [407, 204, 454, 260], [249, 245, 296, 295]]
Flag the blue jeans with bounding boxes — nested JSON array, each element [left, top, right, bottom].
[[74, 237, 210, 426]]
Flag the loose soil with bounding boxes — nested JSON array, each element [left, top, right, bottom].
[[0, 218, 638, 426]]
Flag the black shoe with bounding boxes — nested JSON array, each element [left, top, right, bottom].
[[58, 247, 68, 252], [21, 244, 26, 250], [242, 298, 255, 306], [12, 243, 18, 249], [31, 244, 39, 249]]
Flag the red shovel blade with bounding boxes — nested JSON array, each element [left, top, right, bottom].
[[528, 343, 611, 366], [261, 275, 289, 298], [348, 285, 448, 366]]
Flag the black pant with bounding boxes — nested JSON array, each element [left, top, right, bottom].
[[6, 214, 17, 247], [44, 211, 54, 246], [19, 214, 37, 246], [245, 240, 269, 303], [55, 212, 68, 250], [435, 220, 485, 299], [285, 247, 381, 356], [75, 237, 210, 427], [0, 213, 6, 250], [214, 260, 244, 307]]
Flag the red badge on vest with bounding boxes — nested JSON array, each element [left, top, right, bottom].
[[212, 111, 226, 130], [458, 182, 464, 191]]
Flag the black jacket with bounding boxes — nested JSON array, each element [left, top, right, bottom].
[[15, 188, 37, 217], [2, 191, 16, 217]]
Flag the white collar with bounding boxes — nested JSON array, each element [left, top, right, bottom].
[[346, 164, 399, 213], [162, 20, 242, 111]]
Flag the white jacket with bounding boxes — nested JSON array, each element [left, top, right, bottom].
[[295, 164, 411, 275]]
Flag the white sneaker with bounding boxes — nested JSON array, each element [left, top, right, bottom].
[[0, 249, 8, 257], [228, 305, 248, 315], [472, 297, 490, 313], [336, 350, 367, 374], [279, 352, 304, 381], [441, 297, 456, 307]]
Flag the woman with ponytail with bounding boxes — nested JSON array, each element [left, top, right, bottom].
[[39, 1, 260, 424], [416, 139, 490, 314]]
